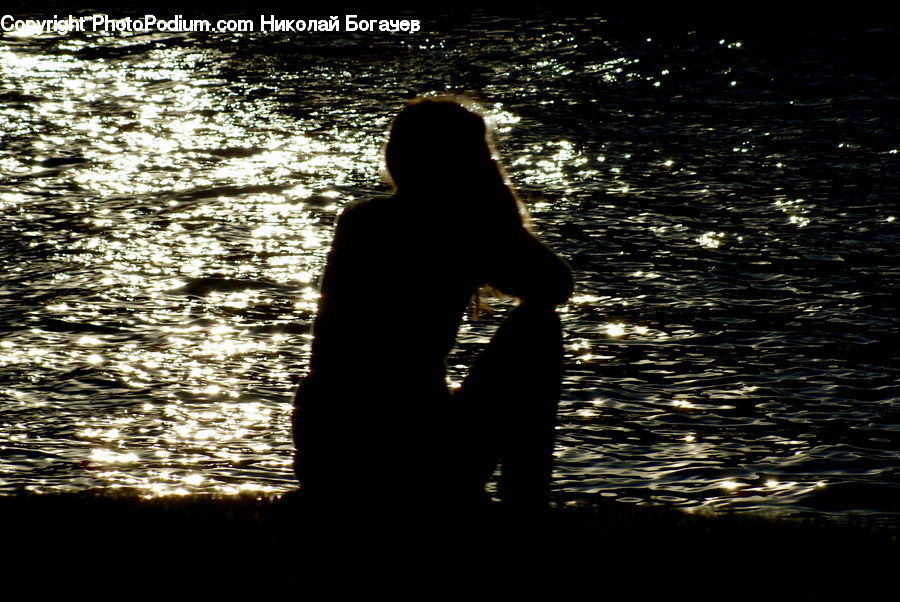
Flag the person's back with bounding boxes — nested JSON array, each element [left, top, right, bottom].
[[295, 192, 484, 504], [306, 193, 479, 392]]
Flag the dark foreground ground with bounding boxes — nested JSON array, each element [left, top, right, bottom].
[[1, 490, 897, 599]]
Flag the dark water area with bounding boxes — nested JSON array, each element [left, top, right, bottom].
[[1, 8, 898, 518]]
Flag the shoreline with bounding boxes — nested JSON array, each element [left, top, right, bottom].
[[2, 489, 897, 598]]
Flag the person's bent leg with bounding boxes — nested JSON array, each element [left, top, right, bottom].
[[456, 303, 563, 507]]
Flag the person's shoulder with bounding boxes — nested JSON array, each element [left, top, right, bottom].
[[336, 195, 395, 222]]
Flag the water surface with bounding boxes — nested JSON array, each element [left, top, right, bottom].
[[1, 11, 898, 517]]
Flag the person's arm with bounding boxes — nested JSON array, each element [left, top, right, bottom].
[[483, 226, 574, 307]]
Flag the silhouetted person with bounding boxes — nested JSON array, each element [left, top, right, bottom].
[[292, 97, 573, 512]]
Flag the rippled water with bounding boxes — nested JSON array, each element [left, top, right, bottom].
[[1, 11, 897, 517]]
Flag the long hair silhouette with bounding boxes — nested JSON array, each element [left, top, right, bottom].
[[385, 97, 528, 230]]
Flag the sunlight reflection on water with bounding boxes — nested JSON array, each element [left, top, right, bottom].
[[0, 13, 898, 516]]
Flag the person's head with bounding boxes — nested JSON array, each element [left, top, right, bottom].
[[384, 97, 531, 310], [383, 96, 506, 195]]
